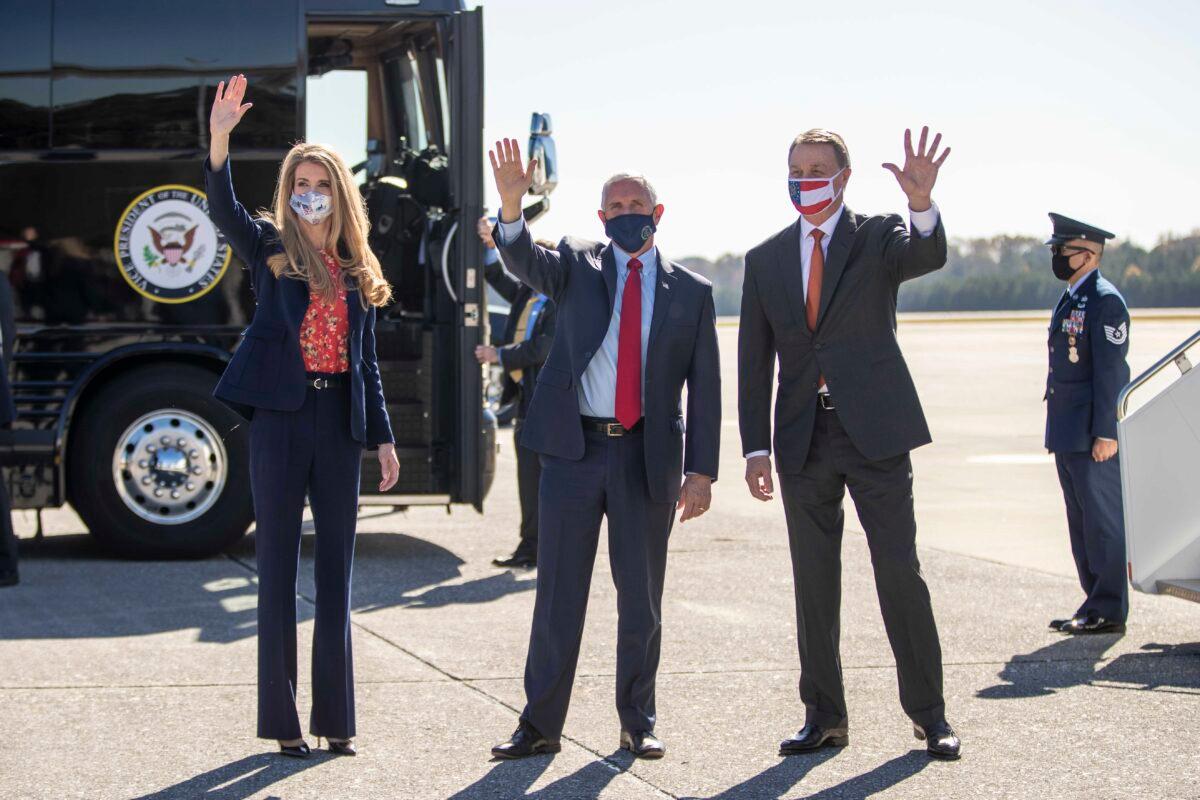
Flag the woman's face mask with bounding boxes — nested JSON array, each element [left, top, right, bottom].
[[290, 190, 333, 225]]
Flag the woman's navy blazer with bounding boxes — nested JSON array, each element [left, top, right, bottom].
[[204, 158, 394, 448]]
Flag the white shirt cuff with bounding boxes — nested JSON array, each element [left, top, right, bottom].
[[745, 450, 770, 459], [909, 201, 940, 238], [497, 216, 526, 245]]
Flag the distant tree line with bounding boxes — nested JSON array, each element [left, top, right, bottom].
[[679, 232, 1200, 315]]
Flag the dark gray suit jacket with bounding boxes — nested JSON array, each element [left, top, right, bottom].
[[738, 206, 946, 472], [494, 222, 721, 504]]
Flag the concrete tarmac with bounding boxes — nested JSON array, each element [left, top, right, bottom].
[[2, 315, 1198, 799]]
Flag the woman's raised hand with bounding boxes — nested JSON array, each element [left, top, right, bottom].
[[210, 74, 253, 140]]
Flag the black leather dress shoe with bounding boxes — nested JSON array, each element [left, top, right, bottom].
[[278, 741, 311, 758], [1049, 614, 1082, 631], [1059, 615, 1125, 635], [779, 724, 849, 754], [914, 721, 961, 760], [491, 721, 560, 759], [620, 730, 665, 759], [0, 570, 18, 588], [492, 550, 537, 568]]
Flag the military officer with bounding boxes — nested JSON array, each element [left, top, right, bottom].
[[1044, 213, 1130, 635]]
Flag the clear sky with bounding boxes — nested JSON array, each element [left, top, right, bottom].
[[309, 1, 1200, 260], [479, 0, 1199, 259]]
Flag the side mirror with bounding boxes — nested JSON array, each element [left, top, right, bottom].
[[527, 112, 558, 196]]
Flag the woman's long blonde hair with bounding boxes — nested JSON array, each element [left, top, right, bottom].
[[260, 142, 392, 308]]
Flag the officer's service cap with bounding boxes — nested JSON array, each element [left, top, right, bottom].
[[1045, 213, 1116, 247]]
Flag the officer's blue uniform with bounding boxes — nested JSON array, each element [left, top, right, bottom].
[[1045, 215, 1131, 624]]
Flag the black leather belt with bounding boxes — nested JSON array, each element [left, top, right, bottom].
[[581, 416, 643, 436], [306, 371, 347, 390], [817, 392, 836, 411]]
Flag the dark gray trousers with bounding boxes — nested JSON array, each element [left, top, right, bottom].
[[778, 408, 945, 730], [514, 417, 541, 551], [521, 428, 674, 740], [1054, 452, 1128, 622], [250, 382, 363, 741]]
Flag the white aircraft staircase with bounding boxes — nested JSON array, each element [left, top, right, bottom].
[[1118, 328, 1200, 604]]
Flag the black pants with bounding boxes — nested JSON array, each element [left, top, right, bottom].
[[1055, 451, 1128, 622], [250, 382, 363, 741], [0, 480, 16, 576], [514, 417, 540, 552], [777, 408, 945, 730], [521, 428, 674, 740]]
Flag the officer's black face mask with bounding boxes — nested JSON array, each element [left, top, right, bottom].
[[1051, 248, 1091, 281]]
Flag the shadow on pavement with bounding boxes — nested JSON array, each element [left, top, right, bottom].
[[129, 752, 323, 799], [448, 750, 635, 799], [683, 748, 841, 799], [797, 750, 930, 799], [975, 634, 1200, 698], [2, 529, 533, 644]]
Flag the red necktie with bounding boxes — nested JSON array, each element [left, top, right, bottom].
[[615, 257, 643, 429]]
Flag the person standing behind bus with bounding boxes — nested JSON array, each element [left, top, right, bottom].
[[475, 216, 558, 569], [204, 74, 400, 758], [0, 273, 18, 588]]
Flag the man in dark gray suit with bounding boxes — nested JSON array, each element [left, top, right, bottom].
[[739, 127, 960, 760], [487, 138, 720, 760]]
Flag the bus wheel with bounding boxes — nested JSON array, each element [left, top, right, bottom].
[[67, 364, 253, 558]]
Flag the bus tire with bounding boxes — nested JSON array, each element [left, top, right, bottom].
[[67, 363, 253, 558]]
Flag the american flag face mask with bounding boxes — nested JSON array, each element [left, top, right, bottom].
[[789, 168, 845, 216]]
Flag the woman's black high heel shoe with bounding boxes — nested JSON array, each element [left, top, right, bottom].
[[278, 740, 311, 758], [325, 738, 356, 756]]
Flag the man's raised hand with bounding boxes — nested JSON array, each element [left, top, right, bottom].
[[881, 126, 950, 212], [210, 74, 253, 140], [488, 138, 537, 224]]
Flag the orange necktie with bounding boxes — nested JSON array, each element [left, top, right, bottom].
[[807, 229, 824, 330]]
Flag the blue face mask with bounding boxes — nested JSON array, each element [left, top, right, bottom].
[[604, 213, 656, 254], [289, 190, 333, 225]]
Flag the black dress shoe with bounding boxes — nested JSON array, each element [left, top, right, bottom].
[[620, 730, 665, 759], [0, 570, 18, 587], [492, 549, 537, 568], [779, 724, 849, 754], [491, 721, 560, 759], [1049, 614, 1082, 631], [278, 741, 311, 758], [914, 721, 961, 760], [326, 739, 356, 756], [1059, 615, 1125, 635]]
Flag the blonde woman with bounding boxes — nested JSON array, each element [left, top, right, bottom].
[[205, 74, 400, 758]]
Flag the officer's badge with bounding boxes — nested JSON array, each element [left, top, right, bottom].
[[1104, 321, 1128, 345]]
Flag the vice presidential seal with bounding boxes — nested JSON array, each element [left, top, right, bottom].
[[114, 184, 231, 303]]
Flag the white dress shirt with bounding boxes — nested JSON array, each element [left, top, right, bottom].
[[745, 201, 941, 459]]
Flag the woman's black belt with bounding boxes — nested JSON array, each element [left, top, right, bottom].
[[306, 371, 348, 389]]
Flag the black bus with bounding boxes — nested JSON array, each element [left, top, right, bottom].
[[0, 0, 556, 557]]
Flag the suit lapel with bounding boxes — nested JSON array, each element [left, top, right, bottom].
[[815, 208, 856, 329], [601, 245, 618, 313], [775, 218, 808, 330], [647, 252, 675, 355]]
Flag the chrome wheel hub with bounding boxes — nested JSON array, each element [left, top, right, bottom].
[[113, 409, 227, 525]]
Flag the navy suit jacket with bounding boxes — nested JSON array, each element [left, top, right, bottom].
[[204, 158, 393, 448], [1045, 270, 1130, 453], [484, 254, 557, 418], [493, 222, 721, 505]]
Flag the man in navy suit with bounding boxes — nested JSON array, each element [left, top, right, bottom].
[[1044, 213, 1131, 635], [487, 138, 720, 760]]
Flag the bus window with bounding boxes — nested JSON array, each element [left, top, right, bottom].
[[0, 1, 51, 150], [305, 70, 368, 174]]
